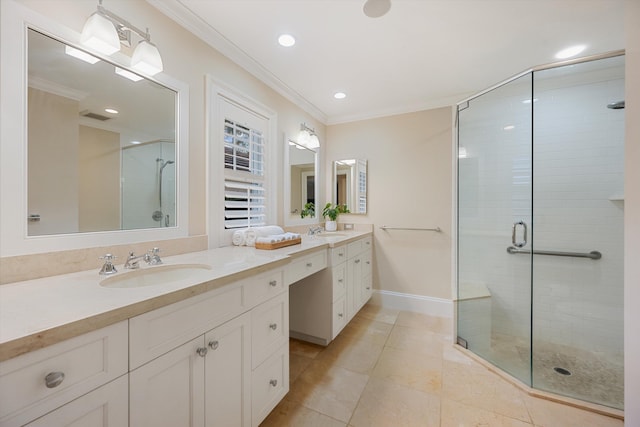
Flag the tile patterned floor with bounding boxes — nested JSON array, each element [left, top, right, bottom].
[[261, 304, 623, 427]]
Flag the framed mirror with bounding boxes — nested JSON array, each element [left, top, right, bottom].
[[0, 2, 189, 256], [333, 159, 367, 214], [284, 136, 319, 225]]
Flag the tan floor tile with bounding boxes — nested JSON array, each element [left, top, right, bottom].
[[339, 317, 393, 346], [288, 359, 369, 423], [290, 353, 314, 384], [386, 325, 449, 359], [290, 338, 326, 359], [350, 377, 440, 427], [523, 395, 623, 427], [440, 398, 533, 427], [316, 333, 385, 374], [395, 311, 453, 335], [355, 303, 400, 324], [442, 358, 532, 423], [371, 346, 442, 394], [260, 397, 347, 427]]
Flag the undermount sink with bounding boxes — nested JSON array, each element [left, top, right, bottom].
[[100, 264, 213, 288]]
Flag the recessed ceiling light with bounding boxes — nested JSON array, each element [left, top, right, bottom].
[[334, 92, 347, 99], [522, 98, 539, 104], [503, 125, 515, 131], [555, 45, 586, 59], [363, 0, 391, 18], [130, 140, 142, 145], [278, 34, 296, 47], [105, 108, 118, 114]]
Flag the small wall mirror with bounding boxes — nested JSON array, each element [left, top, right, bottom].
[[27, 28, 177, 236], [284, 137, 318, 225], [333, 159, 367, 214]]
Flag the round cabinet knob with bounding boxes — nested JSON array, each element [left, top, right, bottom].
[[338, 313, 344, 318], [208, 340, 219, 350], [269, 280, 277, 287], [45, 371, 65, 388], [306, 262, 313, 267], [338, 253, 344, 257], [355, 259, 361, 264], [196, 347, 208, 357], [338, 279, 343, 283], [366, 261, 370, 265], [366, 287, 371, 290], [269, 323, 278, 331], [269, 379, 278, 387]]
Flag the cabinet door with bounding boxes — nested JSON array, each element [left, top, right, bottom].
[[204, 312, 251, 427], [347, 255, 363, 320], [130, 336, 205, 427], [25, 376, 128, 427]]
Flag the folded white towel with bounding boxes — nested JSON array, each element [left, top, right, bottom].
[[244, 229, 257, 247], [283, 232, 301, 240], [251, 226, 285, 238], [232, 230, 246, 246]]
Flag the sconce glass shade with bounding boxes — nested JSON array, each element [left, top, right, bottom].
[[297, 129, 311, 147], [307, 134, 320, 149], [131, 40, 164, 76], [80, 12, 120, 55]]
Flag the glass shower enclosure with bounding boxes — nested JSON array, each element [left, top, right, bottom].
[[456, 53, 625, 409]]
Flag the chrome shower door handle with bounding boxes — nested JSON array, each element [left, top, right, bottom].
[[512, 221, 528, 248]]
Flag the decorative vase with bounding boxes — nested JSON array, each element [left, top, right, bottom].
[[325, 220, 337, 232]]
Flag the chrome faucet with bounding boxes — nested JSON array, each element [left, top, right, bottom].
[[98, 254, 118, 275], [124, 247, 163, 269], [308, 226, 323, 236]]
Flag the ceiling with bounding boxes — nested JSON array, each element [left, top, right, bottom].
[[149, 0, 625, 125]]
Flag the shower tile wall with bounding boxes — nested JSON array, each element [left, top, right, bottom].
[[459, 65, 624, 358], [532, 67, 624, 356]]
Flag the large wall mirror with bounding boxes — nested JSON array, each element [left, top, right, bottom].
[[333, 159, 367, 214], [284, 137, 319, 225], [0, 1, 189, 256], [27, 29, 178, 235]]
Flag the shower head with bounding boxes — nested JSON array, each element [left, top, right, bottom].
[[159, 159, 174, 172], [607, 100, 625, 110]]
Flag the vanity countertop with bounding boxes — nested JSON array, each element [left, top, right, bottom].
[[0, 230, 371, 362]]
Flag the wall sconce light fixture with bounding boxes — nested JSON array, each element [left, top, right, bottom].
[[81, 0, 163, 76], [298, 123, 320, 149]]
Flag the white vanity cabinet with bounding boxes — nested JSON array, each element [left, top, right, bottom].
[[128, 267, 288, 427], [289, 235, 373, 346], [0, 321, 128, 427]]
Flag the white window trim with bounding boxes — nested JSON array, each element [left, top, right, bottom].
[[206, 76, 277, 248]]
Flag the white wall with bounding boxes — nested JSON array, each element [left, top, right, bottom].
[[326, 108, 453, 301], [624, 0, 640, 423]]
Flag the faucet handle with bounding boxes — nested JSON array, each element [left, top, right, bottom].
[[147, 247, 162, 265], [99, 254, 118, 275]]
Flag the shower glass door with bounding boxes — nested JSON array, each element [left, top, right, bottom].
[[531, 55, 625, 409], [457, 72, 533, 385]]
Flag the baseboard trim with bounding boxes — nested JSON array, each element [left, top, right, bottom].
[[371, 290, 453, 318]]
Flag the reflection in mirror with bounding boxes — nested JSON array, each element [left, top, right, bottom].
[[289, 141, 316, 216], [27, 29, 176, 236], [333, 159, 367, 214]]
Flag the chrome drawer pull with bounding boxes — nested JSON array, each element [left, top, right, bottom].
[[208, 340, 219, 350], [196, 347, 208, 357], [269, 280, 277, 287], [45, 371, 65, 388], [269, 323, 278, 330], [269, 379, 278, 387]]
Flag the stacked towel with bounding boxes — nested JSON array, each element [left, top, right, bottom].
[[231, 226, 296, 247]]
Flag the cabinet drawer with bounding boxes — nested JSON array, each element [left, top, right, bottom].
[[346, 236, 372, 258], [330, 245, 347, 266], [332, 264, 346, 301], [130, 283, 246, 369], [251, 292, 288, 369], [243, 269, 285, 308], [0, 321, 128, 427], [251, 344, 288, 427], [284, 250, 327, 285], [363, 249, 372, 277], [25, 375, 128, 427], [332, 296, 348, 339]]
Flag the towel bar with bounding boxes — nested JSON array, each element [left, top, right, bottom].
[[380, 226, 441, 232]]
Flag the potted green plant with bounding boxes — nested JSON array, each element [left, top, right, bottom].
[[322, 203, 349, 231], [300, 202, 315, 219]]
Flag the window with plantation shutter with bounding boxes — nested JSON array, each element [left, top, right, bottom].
[[223, 117, 267, 229]]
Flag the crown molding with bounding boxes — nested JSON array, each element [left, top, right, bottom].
[[147, 0, 327, 124]]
